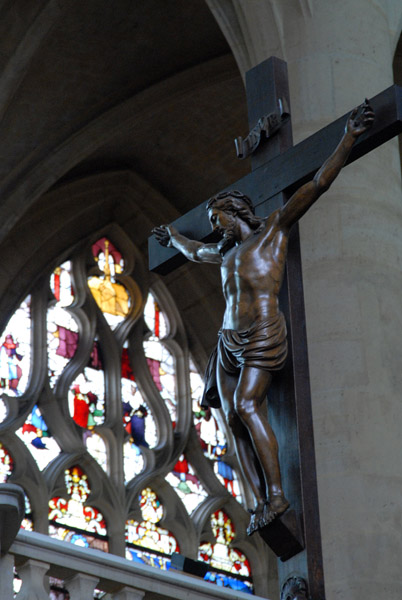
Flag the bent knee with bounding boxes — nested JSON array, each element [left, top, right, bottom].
[[234, 394, 258, 421]]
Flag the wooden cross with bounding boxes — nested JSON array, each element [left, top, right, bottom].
[[149, 57, 402, 600]]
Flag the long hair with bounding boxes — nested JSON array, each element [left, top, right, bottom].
[[206, 190, 265, 230]]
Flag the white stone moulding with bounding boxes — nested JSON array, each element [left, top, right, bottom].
[[7, 529, 270, 600]]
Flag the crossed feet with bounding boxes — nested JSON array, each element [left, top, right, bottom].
[[246, 495, 290, 536]]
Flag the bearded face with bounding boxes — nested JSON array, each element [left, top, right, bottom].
[[217, 226, 237, 256], [208, 207, 240, 256]]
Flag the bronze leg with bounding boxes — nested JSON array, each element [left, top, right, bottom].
[[216, 360, 267, 506], [234, 366, 285, 500]]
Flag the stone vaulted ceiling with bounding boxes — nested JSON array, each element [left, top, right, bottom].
[[0, 0, 250, 367]]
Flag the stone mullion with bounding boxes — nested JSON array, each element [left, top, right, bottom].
[[79, 244, 128, 557], [149, 279, 192, 447], [11, 282, 50, 423], [6, 282, 56, 535]]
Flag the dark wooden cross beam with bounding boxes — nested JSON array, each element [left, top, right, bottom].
[[149, 82, 401, 274], [149, 57, 402, 600]]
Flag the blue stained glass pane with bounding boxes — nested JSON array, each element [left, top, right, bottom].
[[204, 572, 253, 594], [16, 405, 61, 470]]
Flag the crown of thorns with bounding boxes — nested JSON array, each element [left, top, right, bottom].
[[206, 190, 255, 214]]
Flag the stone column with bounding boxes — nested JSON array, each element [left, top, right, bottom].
[[208, 1, 402, 598]]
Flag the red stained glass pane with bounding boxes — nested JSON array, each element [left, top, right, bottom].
[[55, 326, 78, 359], [121, 347, 135, 381], [146, 357, 162, 391], [92, 238, 123, 267]]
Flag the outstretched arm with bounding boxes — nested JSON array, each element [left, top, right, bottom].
[[152, 225, 222, 264], [278, 100, 374, 230]]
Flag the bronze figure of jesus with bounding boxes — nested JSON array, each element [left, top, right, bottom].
[[153, 101, 374, 535]]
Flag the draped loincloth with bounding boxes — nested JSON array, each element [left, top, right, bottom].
[[201, 312, 288, 409]]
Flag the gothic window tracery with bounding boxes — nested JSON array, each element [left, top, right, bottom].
[[0, 226, 269, 595]]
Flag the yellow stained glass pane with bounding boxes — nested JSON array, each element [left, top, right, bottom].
[[88, 238, 131, 325]]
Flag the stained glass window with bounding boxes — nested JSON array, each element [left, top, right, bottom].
[[198, 510, 253, 594], [49, 466, 108, 552], [0, 296, 31, 396], [0, 442, 13, 482], [0, 229, 267, 595], [125, 488, 179, 569]]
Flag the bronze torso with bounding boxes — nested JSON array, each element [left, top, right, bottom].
[[221, 211, 289, 331]]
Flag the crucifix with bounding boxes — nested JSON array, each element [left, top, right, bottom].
[[149, 57, 402, 600]]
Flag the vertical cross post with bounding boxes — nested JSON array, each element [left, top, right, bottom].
[[239, 58, 324, 598]]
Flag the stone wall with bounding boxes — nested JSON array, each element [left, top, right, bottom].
[[208, 1, 402, 598]]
